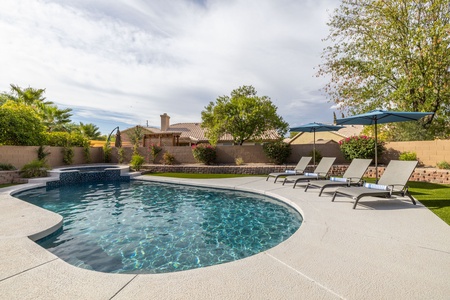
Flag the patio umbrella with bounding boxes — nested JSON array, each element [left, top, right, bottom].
[[290, 122, 344, 166], [336, 109, 434, 181], [115, 129, 122, 148]]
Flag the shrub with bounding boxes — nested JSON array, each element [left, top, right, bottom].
[[339, 135, 385, 161], [163, 152, 175, 165], [131, 154, 145, 171], [118, 147, 125, 164], [235, 157, 245, 165], [83, 142, 91, 163], [62, 146, 74, 165], [399, 151, 417, 161], [436, 161, 450, 170], [308, 149, 322, 164], [103, 142, 112, 163], [20, 159, 49, 178], [149, 144, 162, 163], [37, 145, 50, 162], [0, 163, 16, 171], [262, 142, 291, 164], [192, 144, 217, 165]]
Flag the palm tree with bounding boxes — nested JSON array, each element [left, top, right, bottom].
[[79, 122, 103, 140]]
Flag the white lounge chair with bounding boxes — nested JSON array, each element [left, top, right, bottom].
[[331, 160, 418, 209], [282, 157, 336, 188], [266, 156, 312, 183], [304, 158, 372, 196]]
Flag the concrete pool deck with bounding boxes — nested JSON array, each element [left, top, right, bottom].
[[0, 176, 449, 299]]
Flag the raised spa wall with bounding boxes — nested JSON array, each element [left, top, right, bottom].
[[29, 165, 139, 187]]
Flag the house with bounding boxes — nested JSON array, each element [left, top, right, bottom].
[[288, 125, 363, 145], [120, 113, 281, 147]]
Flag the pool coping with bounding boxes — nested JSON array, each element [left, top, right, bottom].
[[0, 175, 449, 299]]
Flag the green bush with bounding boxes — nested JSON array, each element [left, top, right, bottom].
[[308, 149, 322, 164], [20, 159, 49, 178], [436, 161, 450, 170], [0, 163, 16, 170], [46, 131, 88, 147], [339, 135, 385, 161], [117, 147, 125, 164], [62, 146, 74, 165], [399, 151, 417, 161], [163, 152, 175, 165], [192, 144, 217, 165], [37, 145, 50, 162], [149, 144, 162, 163], [103, 142, 112, 163], [0, 101, 47, 146], [83, 142, 91, 163], [262, 142, 291, 164], [131, 154, 145, 171]]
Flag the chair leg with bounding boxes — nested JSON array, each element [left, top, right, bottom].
[[293, 180, 298, 189], [403, 188, 416, 205], [304, 184, 309, 192], [331, 192, 337, 202], [318, 187, 325, 197]]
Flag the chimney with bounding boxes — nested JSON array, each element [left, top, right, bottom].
[[160, 113, 170, 131]]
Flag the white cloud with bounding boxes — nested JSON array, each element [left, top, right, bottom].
[[0, 0, 340, 133]]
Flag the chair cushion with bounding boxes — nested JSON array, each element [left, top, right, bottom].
[[304, 173, 318, 177], [330, 177, 347, 182], [364, 183, 389, 190]]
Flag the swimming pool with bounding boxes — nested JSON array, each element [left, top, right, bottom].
[[14, 180, 302, 274]]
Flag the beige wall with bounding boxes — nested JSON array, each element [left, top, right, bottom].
[[0, 146, 104, 169], [382, 140, 450, 167], [2, 140, 450, 169]]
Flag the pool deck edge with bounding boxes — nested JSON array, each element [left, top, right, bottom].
[[1, 176, 449, 299]]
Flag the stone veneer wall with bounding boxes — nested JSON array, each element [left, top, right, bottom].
[[141, 165, 450, 184], [0, 171, 27, 184]]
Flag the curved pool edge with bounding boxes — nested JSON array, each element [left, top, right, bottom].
[[1, 176, 450, 299]]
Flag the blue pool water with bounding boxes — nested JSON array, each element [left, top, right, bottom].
[[14, 181, 302, 274]]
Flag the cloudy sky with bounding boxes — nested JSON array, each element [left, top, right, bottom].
[[0, 0, 341, 134]]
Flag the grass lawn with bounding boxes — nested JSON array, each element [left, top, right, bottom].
[[0, 183, 18, 189], [148, 173, 450, 225], [408, 181, 450, 226]]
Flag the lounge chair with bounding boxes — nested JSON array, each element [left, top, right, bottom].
[[266, 156, 312, 183], [331, 160, 418, 209], [304, 158, 372, 196], [282, 157, 336, 188]]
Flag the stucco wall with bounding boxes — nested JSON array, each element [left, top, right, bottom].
[[382, 140, 450, 167], [0, 146, 104, 169]]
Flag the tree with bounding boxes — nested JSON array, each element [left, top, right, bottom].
[[318, 0, 450, 139], [201, 86, 289, 145], [0, 101, 47, 145], [127, 125, 144, 154], [78, 122, 102, 140], [0, 84, 72, 132]]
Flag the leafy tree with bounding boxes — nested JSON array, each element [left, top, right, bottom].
[[0, 84, 72, 132], [127, 125, 144, 154], [0, 101, 47, 145], [319, 0, 450, 139], [78, 122, 102, 140], [201, 85, 289, 145]]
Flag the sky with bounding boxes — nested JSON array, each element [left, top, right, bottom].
[[0, 0, 341, 135]]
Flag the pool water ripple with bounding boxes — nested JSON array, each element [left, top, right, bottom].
[[15, 181, 302, 274]]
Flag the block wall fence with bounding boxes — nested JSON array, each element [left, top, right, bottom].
[[0, 140, 450, 184]]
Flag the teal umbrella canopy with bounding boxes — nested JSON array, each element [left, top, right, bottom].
[[336, 110, 434, 181], [335, 110, 433, 126], [290, 122, 344, 166]]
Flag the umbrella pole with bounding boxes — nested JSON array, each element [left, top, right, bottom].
[[313, 130, 316, 167], [375, 120, 378, 183]]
